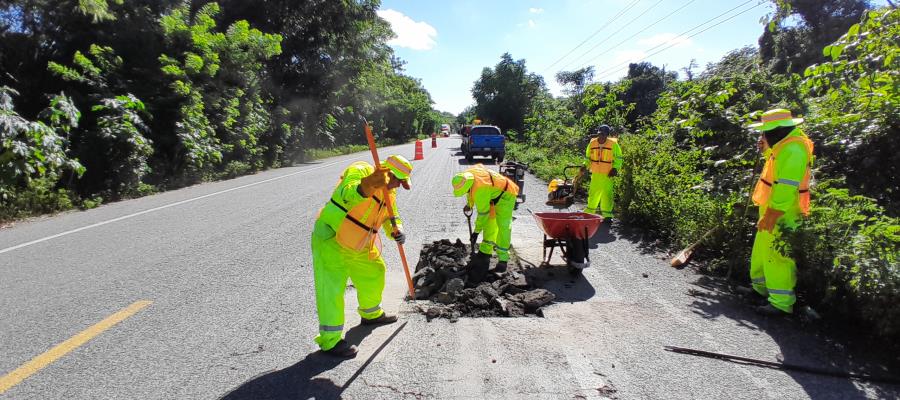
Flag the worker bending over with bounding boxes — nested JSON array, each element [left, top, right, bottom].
[[311, 155, 413, 357], [451, 164, 520, 280]]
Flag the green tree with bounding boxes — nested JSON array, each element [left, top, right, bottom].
[[760, 0, 870, 73], [471, 53, 547, 135], [803, 8, 899, 211], [1, 87, 83, 186]]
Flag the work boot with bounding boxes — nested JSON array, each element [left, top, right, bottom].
[[322, 340, 358, 358], [755, 304, 790, 316], [467, 252, 490, 284], [361, 313, 398, 326], [494, 261, 508, 273], [735, 286, 768, 306]]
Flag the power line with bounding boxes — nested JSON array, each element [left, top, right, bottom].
[[575, 0, 697, 69], [557, 0, 666, 72], [575, 0, 755, 76], [542, 0, 641, 73], [592, 1, 765, 81]]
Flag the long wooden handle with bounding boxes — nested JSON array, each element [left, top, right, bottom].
[[363, 121, 416, 299]]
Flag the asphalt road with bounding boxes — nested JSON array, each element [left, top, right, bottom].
[[1, 137, 897, 399]]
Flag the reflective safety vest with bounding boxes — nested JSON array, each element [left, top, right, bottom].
[[467, 165, 520, 212], [332, 193, 393, 253], [588, 137, 618, 174], [752, 133, 814, 216], [318, 162, 396, 254]]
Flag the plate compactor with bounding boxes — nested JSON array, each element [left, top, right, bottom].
[[546, 166, 584, 208]]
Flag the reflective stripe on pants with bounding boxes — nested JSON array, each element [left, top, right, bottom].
[[311, 220, 387, 351], [585, 173, 614, 218], [749, 226, 797, 313], [479, 194, 515, 262]]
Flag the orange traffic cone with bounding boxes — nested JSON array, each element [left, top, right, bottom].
[[414, 140, 424, 160], [431, 133, 437, 148]]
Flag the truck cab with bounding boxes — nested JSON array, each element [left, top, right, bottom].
[[461, 124, 505, 163]]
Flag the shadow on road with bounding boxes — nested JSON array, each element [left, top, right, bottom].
[[457, 158, 497, 166], [516, 256, 596, 303], [221, 322, 408, 400], [685, 275, 900, 398], [611, 221, 672, 256], [589, 221, 616, 248]]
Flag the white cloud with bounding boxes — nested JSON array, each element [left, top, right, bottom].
[[612, 50, 647, 65], [377, 9, 437, 51], [529, 7, 544, 14], [637, 33, 693, 48], [528, 19, 537, 28]]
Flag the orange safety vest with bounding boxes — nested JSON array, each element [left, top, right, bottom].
[[588, 137, 618, 174], [467, 166, 520, 215], [332, 191, 394, 253], [752, 134, 814, 215]]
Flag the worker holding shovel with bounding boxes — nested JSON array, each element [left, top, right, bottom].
[[451, 164, 520, 281], [583, 125, 622, 219], [743, 109, 814, 316], [311, 154, 414, 358]]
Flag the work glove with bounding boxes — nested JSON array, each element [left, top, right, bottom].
[[608, 168, 618, 178], [757, 208, 784, 233], [392, 230, 406, 245], [358, 167, 391, 197]]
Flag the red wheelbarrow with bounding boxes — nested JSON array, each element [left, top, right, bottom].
[[530, 211, 604, 274]]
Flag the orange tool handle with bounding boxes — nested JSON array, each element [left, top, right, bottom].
[[363, 121, 416, 299]]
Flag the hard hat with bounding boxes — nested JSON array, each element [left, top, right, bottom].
[[451, 172, 475, 197], [382, 155, 413, 189], [747, 108, 804, 132], [590, 125, 612, 136]]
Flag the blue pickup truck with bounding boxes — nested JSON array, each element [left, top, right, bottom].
[[461, 125, 505, 163]]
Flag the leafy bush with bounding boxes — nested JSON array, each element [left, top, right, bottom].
[[0, 178, 76, 222], [1, 88, 84, 221], [507, 8, 900, 344], [87, 94, 153, 198], [802, 9, 899, 212], [787, 185, 900, 338]]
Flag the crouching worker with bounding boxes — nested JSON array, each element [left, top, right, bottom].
[[451, 164, 520, 282], [311, 155, 413, 357]]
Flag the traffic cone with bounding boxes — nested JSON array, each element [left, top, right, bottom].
[[414, 140, 424, 160], [431, 133, 437, 148]]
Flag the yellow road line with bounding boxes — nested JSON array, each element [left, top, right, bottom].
[[0, 300, 152, 394]]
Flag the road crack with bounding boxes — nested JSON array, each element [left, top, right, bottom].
[[362, 378, 427, 399]]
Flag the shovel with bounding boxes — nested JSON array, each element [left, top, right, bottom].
[[670, 227, 718, 268], [463, 206, 475, 255], [670, 149, 762, 269]]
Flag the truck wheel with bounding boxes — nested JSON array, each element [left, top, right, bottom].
[[466, 153, 473, 163], [495, 155, 504, 163]]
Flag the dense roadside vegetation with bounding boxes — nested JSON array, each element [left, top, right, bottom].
[[1, 0, 451, 221], [467, 2, 899, 344]]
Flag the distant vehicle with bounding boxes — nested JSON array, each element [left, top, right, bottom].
[[461, 125, 505, 163], [441, 124, 450, 137]]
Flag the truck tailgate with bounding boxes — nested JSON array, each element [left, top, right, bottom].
[[471, 135, 504, 150]]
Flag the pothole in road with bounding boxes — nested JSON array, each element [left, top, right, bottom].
[[412, 239, 562, 321]]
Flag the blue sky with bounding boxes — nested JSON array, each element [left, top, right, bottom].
[[377, 0, 884, 115]]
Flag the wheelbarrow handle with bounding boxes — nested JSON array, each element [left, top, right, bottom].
[[563, 165, 583, 181]]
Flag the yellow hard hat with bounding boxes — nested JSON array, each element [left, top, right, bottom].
[[382, 154, 413, 189], [451, 172, 474, 197]]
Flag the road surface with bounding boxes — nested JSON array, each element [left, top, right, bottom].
[[1, 137, 897, 399]]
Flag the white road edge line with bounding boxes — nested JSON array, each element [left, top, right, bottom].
[[0, 158, 359, 255]]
